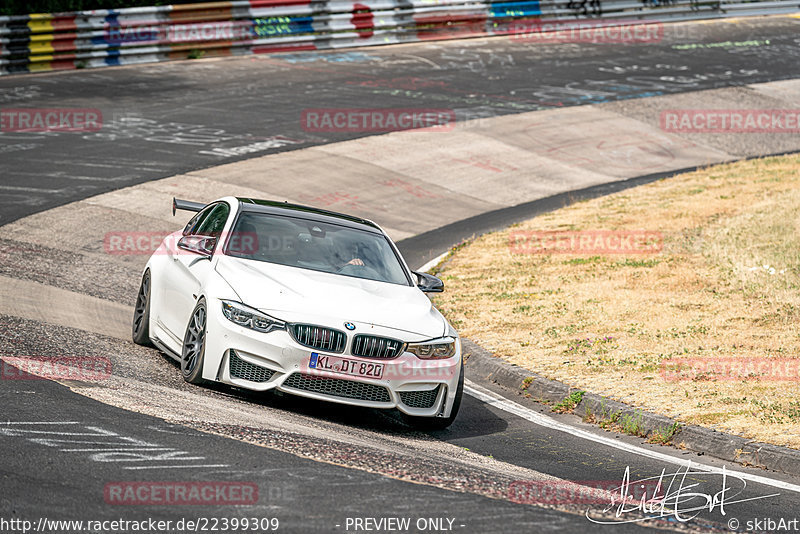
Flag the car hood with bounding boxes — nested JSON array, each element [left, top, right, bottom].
[[215, 256, 446, 339]]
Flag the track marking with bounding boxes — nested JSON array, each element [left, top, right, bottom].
[[0, 430, 118, 435], [0, 185, 65, 193], [397, 54, 441, 69], [465, 381, 800, 494], [60, 447, 174, 452], [0, 421, 81, 424], [123, 464, 229, 470], [0, 422, 227, 470]]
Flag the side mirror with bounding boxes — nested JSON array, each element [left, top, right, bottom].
[[414, 271, 444, 293], [178, 235, 216, 258]]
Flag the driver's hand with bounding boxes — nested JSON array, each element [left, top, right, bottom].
[[347, 258, 365, 266]]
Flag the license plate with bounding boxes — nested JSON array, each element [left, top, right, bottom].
[[308, 353, 384, 379]]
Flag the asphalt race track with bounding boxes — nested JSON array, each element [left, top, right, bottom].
[[2, 14, 800, 534], [2, 16, 800, 226]]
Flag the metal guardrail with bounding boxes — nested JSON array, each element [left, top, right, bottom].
[[0, 0, 797, 75]]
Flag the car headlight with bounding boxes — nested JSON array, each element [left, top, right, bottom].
[[221, 300, 285, 333], [406, 336, 457, 359]]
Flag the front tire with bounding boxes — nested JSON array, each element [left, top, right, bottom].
[[132, 270, 152, 346], [405, 360, 464, 430], [181, 299, 207, 385]]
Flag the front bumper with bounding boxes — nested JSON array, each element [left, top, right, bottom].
[[203, 303, 462, 418]]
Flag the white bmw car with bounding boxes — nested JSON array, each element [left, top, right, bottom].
[[132, 197, 463, 429]]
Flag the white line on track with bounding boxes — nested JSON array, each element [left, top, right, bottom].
[[397, 54, 441, 69], [0, 185, 66, 193], [0, 421, 81, 424], [465, 380, 800, 494], [0, 430, 120, 435], [123, 464, 230, 470], [60, 447, 175, 452]]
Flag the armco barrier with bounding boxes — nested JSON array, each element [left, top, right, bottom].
[[0, 0, 797, 75]]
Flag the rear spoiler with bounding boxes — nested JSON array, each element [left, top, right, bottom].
[[173, 197, 206, 216]]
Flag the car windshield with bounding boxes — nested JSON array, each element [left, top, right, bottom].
[[224, 211, 410, 286]]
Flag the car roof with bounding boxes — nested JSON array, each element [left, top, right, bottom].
[[236, 198, 382, 233]]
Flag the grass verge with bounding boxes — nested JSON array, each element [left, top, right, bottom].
[[434, 154, 800, 448]]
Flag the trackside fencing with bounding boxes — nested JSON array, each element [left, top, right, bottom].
[[0, 0, 798, 75]]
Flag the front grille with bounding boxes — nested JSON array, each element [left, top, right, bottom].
[[283, 373, 391, 403], [229, 351, 274, 383], [351, 335, 404, 359], [290, 324, 346, 353], [399, 387, 440, 409]]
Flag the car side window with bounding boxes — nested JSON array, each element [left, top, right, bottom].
[[195, 203, 230, 238], [183, 205, 214, 235]]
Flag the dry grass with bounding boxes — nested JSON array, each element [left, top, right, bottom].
[[433, 154, 800, 448]]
